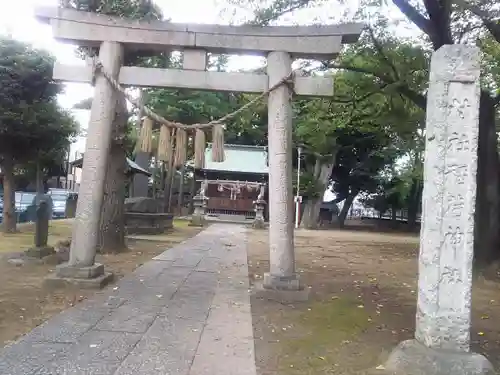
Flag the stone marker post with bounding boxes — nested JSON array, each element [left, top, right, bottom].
[[25, 200, 55, 259], [34, 201, 50, 248], [49, 41, 123, 288], [262, 52, 306, 299], [65, 195, 77, 218], [384, 45, 494, 375]]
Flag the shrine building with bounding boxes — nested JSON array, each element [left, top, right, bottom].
[[194, 144, 268, 222]]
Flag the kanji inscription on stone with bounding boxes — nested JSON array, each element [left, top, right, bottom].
[[415, 46, 480, 352]]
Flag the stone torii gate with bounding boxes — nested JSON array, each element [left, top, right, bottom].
[[36, 7, 363, 290]]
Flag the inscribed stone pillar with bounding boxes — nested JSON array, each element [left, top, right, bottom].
[[263, 51, 301, 292], [385, 45, 494, 375], [60, 42, 123, 284]]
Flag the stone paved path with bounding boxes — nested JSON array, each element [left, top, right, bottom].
[[0, 224, 257, 375]]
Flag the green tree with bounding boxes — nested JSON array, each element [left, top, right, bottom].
[[293, 48, 423, 227], [22, 105, 78, 194], [0, 37, 78, 232], [236, 0, 500, 263]]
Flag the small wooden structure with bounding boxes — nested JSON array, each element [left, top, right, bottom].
[[68, 155, 152, 192], [194, 144, 268, 220]]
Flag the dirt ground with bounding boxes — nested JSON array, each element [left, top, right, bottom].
[[0, 220, 202, 346], [248, 225, 500, 375]]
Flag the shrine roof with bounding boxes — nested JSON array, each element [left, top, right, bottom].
[[202, 144, 268, 175]]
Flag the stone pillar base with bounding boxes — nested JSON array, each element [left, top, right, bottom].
[[253, 273, 309, 302], [44, 262, 113, 289], [189, 214, 206, 227], [252, 218, 266, 229], [383, 340, 495, 375], [25, 246, 55, 259]]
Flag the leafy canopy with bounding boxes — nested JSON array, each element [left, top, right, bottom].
[[0, 37, 78, 164]]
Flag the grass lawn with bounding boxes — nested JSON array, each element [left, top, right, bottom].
[[0, 218, 192, 253], [249, 227, 500, 374]]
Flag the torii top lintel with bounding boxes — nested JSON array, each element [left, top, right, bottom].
[[35, 7, 364, 59]]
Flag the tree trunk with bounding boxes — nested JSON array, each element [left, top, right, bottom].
[[168, 166, 175, 212], [177, 165, 185, 215], [188, 173, 196, 215], [474, 93, 499, 265], [97, 96, 128, 254], [300, 158, 334, 229], [35, 161, 44, 204], [407, 177, 422, 231], [163, 162, 175, 213], [1, 158, 17, 233], [391, 206, 397, 222], [338, 193, 356, 228]]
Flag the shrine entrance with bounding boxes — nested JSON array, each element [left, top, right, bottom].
[[36, 5, 362, 293], [196, 144, 268, 222], [205, 180, 262, 219]]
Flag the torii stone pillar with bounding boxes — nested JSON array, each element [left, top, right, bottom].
[[384, 45, 494, 375], [263, 51, 304, 297], [47, 41, 122, 287]]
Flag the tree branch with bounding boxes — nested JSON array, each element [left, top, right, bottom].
[[452, 0, 500, 43], [331, 82, 391, 104], [247, 0, 317, 26], [494, 93, 500, 106], [391, 0, 433, 37], [368, 27, 400, 81], [327, 63, 427, 109]]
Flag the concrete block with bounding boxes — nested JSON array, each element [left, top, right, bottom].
[[34, 330, 142, 375], [0, 341, 67, 375], [171, 253, 204, 268], [263, 272, 302, 291], [22, 305, 107, 343], [45, 272, 114, 290], [56, 262, 105, 279], [96, 302, 159, 333], [195, 257, 221, 273], [108, 278, 177, 307], [159, 292, 214, 322], [114, 316, 205, 375], [253, 282, 310, 303], [25, 246, 55, 259], [182, 270, 218, 290], [183, 49, 207, 70]]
